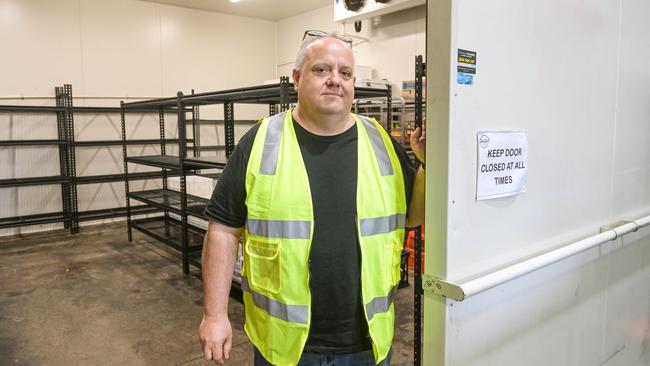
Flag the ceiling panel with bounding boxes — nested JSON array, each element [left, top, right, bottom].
[[138, 0, 331, 21]]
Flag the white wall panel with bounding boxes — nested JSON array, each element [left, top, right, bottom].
[[425, 0, 650, 365], [79, 0, 162, 97], [602, 0, 650, 364], [0, 0, 83, 96], [159, 5, 276, 95], [447, 0, 620, 281], [611, 0, 650, 218]]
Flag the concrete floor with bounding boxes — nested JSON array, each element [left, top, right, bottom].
[[0, 222, 419, 366]]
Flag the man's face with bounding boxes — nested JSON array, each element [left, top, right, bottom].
[[293, 37, 355, 116]]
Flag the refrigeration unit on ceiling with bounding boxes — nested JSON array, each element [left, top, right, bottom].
[[334, 0, 425, 23]]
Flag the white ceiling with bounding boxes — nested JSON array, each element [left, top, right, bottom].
[[139, 0, 332, 21]]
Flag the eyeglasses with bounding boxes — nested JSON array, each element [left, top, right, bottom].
[[302, 30, 353, 48]]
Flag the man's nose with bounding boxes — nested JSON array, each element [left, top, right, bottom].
[[326, 71, 341, 86]]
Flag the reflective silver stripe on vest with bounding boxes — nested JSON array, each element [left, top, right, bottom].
[[259, 111, 287, 175], [241, 276, 309, 324], [365, 285, 398, 321], [247, 219, 311, 239], [358, 115, 393, 176], [360, 214, 406, 236]]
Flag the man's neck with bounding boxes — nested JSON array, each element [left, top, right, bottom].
[[292, 105, 354, 136]]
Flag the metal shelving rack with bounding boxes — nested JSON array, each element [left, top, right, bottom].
[[0, 86, 77, 232], [121, 77, 392, 279], [0, 84, 193, 232], [70, 100, 182, 223], [71, 90, 192, 223], [121, 94, 226, 276]]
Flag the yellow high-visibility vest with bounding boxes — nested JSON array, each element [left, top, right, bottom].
[[243, 110, 406, 366]]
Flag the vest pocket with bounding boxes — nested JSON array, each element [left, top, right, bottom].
[[245, 238, 281, 294]]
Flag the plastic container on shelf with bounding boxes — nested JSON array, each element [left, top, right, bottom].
[[405, 226, 425, 250], [405, 226, 425, 272]]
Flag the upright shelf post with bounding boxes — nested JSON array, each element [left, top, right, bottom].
[[159, 107, 168, 189], [279, 76, 291, 112], [63, 84, 79, 233], [224, 102, 235, 158], [158, 106, 172, 234], [120, 101, 133, 241], [413, 54, 425, 366], [191, 89, 200, 157], [386, 84, 392, 134], [177, 91, 190, 274], [55, 86, 71, 230]]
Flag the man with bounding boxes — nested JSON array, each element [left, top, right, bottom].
[[199, 30, 425, 366]]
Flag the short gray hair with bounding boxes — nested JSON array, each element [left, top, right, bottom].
[[294, 31, 353, 71]]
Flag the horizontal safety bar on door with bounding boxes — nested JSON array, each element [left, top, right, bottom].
[[423, 213, 650, 301]]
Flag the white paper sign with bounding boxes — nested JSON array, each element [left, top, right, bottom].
[[476, 131, 528, 200]]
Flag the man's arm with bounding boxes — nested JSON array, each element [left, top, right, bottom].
[[198, 220, 243, 364], [406, 126, 425, 228], [406, 165, 425, 227]]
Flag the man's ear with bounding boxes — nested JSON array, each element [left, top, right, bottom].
[[292, 68, 300, 90]]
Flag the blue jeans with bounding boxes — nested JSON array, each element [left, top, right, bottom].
[[254, 347, 392, 366]]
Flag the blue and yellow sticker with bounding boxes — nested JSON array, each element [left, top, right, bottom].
[[457, 49, 476, 85]]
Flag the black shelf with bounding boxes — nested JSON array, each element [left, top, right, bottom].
[[71, 106, 189, 114], [75, 139, 180, 147], [131, 216, 204, 254], [76, 171, 181, 184], [0, 211, 66, 229], [125, 155, 181, 170], [77, 205, 159, 221], [187, 145, 226, 152], [0, 105, 63, 113], [0, 140, 67, 146], [187, 119, 256, 125], [0, 175, 69, 188], [125, 155, 227, 171], [184, 156, 227, 170], [127, 188, 208, 217], [1, 105, 173, 115], [75, 174, 127, 184]]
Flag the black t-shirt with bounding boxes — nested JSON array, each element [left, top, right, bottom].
[[204, 116, 416, 354]]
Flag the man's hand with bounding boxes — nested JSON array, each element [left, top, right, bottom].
[[406, 126, 426, 228], [410, 126, 426, 164], [199, 313, 233, 364]]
